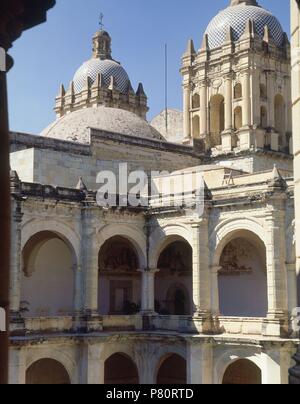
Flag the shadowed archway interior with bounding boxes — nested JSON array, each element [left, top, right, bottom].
[[98, 236, 141, 315], [157, 354, 187, 385], [104, 353, 139, 384], [26, 359, 71, 385], [222, 359, 262, 385]]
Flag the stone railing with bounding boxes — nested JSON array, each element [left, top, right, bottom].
[[11, 314, 273, 337], [217, 317, 265, 336], [24, 316, 73, 334]]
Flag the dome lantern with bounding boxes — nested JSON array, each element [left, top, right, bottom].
[[53, 22, 150, 121], [93, 30, 112, 60]]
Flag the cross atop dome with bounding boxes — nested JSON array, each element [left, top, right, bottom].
[[230, 0, 258, 6], [99, 12, 105, 31]]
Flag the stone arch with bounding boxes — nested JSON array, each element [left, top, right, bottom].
[[98, 224, 147, 269], [26, 358, 71, 385], [21, 219, 80, 263], [152, 229, 193, 316], [210, 218, 266, 267], [149, 224, 193, 269], [156, 353, 187, 384], [215, 349, 261, 385], [26, 349, 76, 384], [21, 227, 77, 317], [192, 115, 200, 139], [210, 94, 225, 146], [214, 226, 267, 317], [222, 359, 262, 385], [104, 352, 139, 384], [234, 106, 243, 131], [234, 83, 243, 99], [98, 235, 142, 315]]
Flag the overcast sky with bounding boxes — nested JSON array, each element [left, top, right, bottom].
[[7, 0, 290, 135]]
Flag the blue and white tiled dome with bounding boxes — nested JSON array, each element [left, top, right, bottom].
[[205, 5, 284, 49], [73, 58, 130, 94]]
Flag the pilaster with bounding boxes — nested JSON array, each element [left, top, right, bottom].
[[191, 219, 212, 333], [187, 341, 213, 384]]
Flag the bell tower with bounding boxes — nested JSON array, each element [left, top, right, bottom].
[[181, 0, 292, 168]]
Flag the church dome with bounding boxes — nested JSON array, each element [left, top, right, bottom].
[[41, 106, 165, 144], [204, 3, 284, 49], [73, 58, 130, 94]]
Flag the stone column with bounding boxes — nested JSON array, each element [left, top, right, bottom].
[[82, 214, 98, 314], [224, 76, 233, 131], [8, 347, 26, 384], [200, 81, 207, 136], [187, 342, 213, 384], [286, 263, 298, 316], [267, 72, 275, 128], [191, 220, 211, 333], [74, 264, 83, 314], [81, 343, 105, 384], [211, 266, 221, 316], [252, 68, 261, 126], [264, 206, 288, 336], [183, 85, 191, 139], [139, 269, 159, 314], [261, 347, 292, 385], [135, 344, 157, 384], [242, 70, 251, 127], [10, 199, 22, 314]]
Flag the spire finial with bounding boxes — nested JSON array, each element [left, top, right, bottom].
[[93, 17, 112, 60], [99, 12, 104, 31]]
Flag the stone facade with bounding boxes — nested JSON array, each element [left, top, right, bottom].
[[289, 0, 300, 384], [8, 0, 300, 384]]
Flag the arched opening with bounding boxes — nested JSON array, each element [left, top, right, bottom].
[[260, 106, 268, 128], [157, 354, 187, 384], [234, 107, 243, 131], [104, 353, 139, 384], [21, 231, 75, 317], [192, 115, 200, 139], [155, 239, 192, 316], [222, 359, 262, 385], [192, 94, 200, 109], [234, 83, 242, 99], [218, 230, 268, 317], [210, 95, 225, 147], [26, 359, 71, 384], [98, 236, 141, 315], [275, 94, 286, 145]]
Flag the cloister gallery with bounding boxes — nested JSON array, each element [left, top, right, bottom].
[[7, 0, 300, 384]]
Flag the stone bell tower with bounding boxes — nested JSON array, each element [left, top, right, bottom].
[[181, 0, 292, 160]]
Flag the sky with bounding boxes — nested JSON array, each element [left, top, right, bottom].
[[7, 0, 290, 135]]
